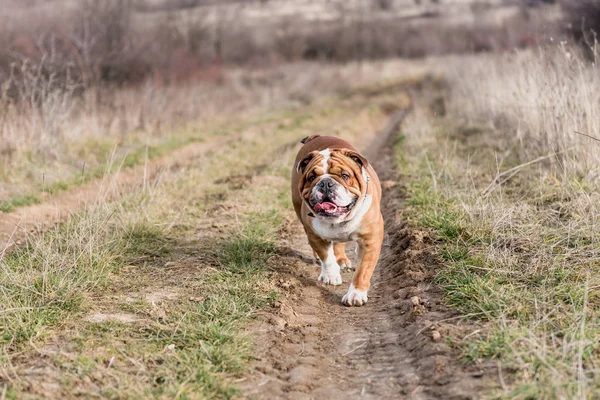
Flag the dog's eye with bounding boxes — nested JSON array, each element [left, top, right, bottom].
[[308, 175, 316, 183], [341, 173, 350, 181]]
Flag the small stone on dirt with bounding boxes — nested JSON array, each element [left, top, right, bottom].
[[189, 296, 205, 303], [410, 295, 428, 315], [288, 365, 316, 385], [269, 315, 287, 330], [432, 331, 442, 342], [471, 370, 484, 378]]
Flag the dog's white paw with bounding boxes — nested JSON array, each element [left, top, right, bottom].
[[316, 245, 343, 285], [318, 250, 342, 285], [318, 270, 343, 285], [342, 284, 368, 306]]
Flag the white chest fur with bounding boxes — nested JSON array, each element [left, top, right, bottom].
[[311, 195, 372, 242]]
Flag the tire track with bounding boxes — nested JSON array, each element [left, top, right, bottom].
[[0, 139, 226, 255], [242, 100, 495, 399]]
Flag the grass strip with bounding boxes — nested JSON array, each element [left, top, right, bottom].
[[396, 114, 600, 399]]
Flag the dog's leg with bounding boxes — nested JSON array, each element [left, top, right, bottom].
[[308, 235, 342, 286], [334, 242, 352, 271], [342, 223, 384, 306], [312, 248, 320, 265]]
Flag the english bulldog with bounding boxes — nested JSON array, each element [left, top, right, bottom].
[[291, 135, 384, 306]]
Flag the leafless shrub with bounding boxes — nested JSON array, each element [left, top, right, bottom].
[[66, 0, 142, 85], [0, 0, 558, 183], [0, 60, 80, 164], [562, 0, 600, 44]]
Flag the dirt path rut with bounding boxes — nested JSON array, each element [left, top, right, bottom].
[[242, 108, 493, 399], [0, 137, 231, 255]]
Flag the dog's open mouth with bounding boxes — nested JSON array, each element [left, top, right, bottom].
[[313, 198, 356, 217]]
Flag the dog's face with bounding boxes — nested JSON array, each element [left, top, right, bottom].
[[297, 148, 369, 220]]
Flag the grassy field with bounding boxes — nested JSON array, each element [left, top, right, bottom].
[[2, 1, 600, 394], [397, 46, 600, 398], [0, 82, 403, 398], [0, 59, 422, 213], [2, 45, 600, 397]]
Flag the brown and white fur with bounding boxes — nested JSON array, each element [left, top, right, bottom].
[[291, 135, 384, 306]]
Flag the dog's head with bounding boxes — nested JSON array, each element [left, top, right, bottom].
[[296, 147, 370, 220]]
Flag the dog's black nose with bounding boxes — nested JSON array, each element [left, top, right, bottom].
[[318, 177, 335, 189]]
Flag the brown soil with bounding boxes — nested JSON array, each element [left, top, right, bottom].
[[241, 111, 497, 399], [0, 89, 498, 399]]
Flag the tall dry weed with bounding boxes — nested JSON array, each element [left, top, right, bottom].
[[447, 43, 600, 176]]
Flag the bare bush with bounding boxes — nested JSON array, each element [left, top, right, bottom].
[[0, 60, 80, 164], [0, 0, 560, 193], [0, 0, 558, 87], [67, 0, 141, 84], [563, 0, 600, 44]]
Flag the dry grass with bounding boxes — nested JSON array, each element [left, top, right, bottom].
[[396, 49, 600, 398], [0, 0, 559, 209], [0, 80, 404, 398], [0, 0, 558, 73], [444, 44, 600, 175], [0, 58, 423, 209]]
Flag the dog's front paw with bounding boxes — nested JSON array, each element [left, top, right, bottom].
[[342, 284, 368, 306], [318, 270, 342, 285]]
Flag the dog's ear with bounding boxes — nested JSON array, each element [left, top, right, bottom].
[[297, 152, 316, 173], [300, 135, 321, 144], [341, 149, 369, 168]]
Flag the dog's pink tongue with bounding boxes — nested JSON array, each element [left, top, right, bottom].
[[315, 202, 337, 213]]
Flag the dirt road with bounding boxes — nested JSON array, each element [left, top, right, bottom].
[[0, 81, 497, 399], [0, 140, 225, 254], [241, 106, 494, 399]]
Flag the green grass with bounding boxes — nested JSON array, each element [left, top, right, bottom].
[[219, 236, 276, 275], [0, 135, 206, 214], [0, 84, 399, 398], [0, 178, 282, 399], [122, 223, 173, 262], [396, 112, 600, 398], [0, 210, 123, 347], [55, 215, 279, 399], [0, 193, 42, 212]]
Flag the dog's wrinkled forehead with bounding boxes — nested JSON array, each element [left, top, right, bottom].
[[297, 148, 368, 175], [297, 149, 330, 174]]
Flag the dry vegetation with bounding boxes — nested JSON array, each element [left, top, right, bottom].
[[0, 56, 420, 211], [446, 44, 600, 175], [0, 83, 397, 398], [3, 0, 600, 398], [397, 44, 600, 398], [4, 0, 541, 209], [0, 0, 559, 211]]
